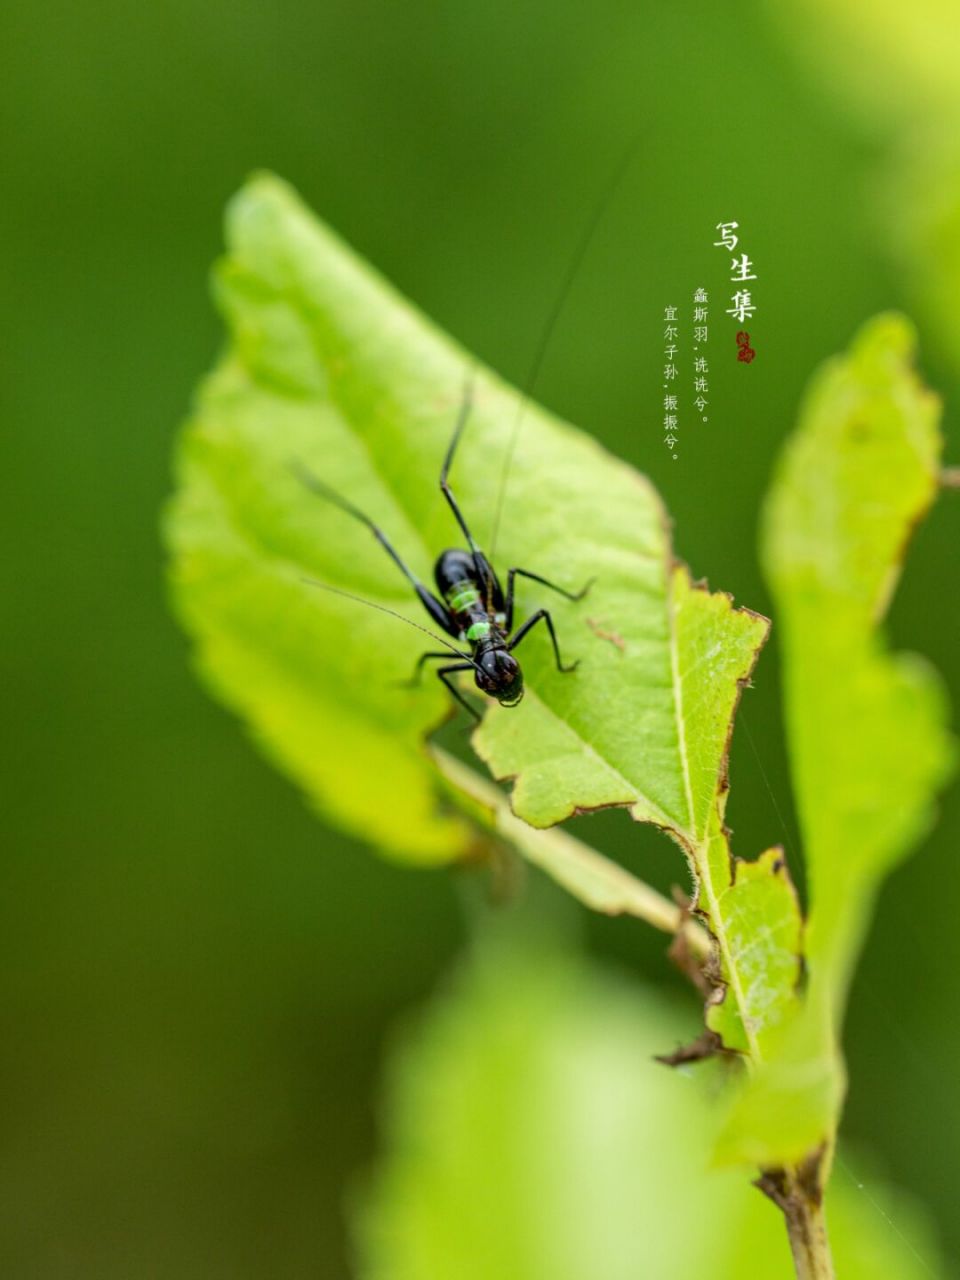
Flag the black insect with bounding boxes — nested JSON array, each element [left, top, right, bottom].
[[294, 385, 591, 721]]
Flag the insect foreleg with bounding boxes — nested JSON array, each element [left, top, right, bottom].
[[504, 567, 593, 630], [399, 649, 470, 688], [507, 608, 579, 674], [436, 663, 481, 722]]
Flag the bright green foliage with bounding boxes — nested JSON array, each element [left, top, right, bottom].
[[705, 842, 803, 1055], [354, 932, 944, 1280], [167, 174, 801, 1058], [764, 0, 960, 127], [167, 180, 956, 1243], [765, 313, 950, 960], [722, 314, 955, 1165]]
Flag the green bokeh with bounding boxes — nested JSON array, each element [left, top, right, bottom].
[[2, 2, 957, 1274]]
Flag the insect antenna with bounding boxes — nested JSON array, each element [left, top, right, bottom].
[[487, 129, 645, 560], [300, 576, 484, 674]]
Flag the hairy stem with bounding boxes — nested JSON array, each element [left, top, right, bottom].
[[757, 1153, 835, 1280], [786, 1196, 834, 1280]]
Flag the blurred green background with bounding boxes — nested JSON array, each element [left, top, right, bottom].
[[2, 2, 958, 1275]]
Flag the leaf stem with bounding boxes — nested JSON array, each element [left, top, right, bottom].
[[430, 746, 711, 959], [432, 748, 842, 1278]]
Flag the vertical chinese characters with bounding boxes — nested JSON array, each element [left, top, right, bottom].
[[713, 221, 757, 361], [693, 286, 709, 422], [663, 304, 679, 458]]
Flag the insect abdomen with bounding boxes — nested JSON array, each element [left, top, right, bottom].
[[434, 548, 505, 642], [443, 579, 489, 642], [446, 581, 481, 613]]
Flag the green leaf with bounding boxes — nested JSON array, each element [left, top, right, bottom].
[[166, 172, 691, 863], [722, 314, 956, 1165], [704, 840, 803, 1055], [475, 562, 768, 835], [354, 930, 945, 1280]]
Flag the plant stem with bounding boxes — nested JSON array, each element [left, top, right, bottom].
[[757, 1158, 835, 1280], [430, 746, 710, 959]]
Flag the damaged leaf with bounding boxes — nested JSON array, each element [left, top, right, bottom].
[[721, 313, 956, 1167], [476, 554, 802, 1057], [704, 838, 803, 1055], [474, 563, 768, 836]]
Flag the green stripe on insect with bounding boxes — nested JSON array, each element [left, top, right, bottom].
[[447, 584, 481, 612], [466, 620, 491, 642]]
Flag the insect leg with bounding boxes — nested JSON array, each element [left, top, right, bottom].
[[439, 380, 503, 610], [436, 662, 481, 722], [292, 459, 457, 637], [398, 650, 469, 689], [507, 608, 579, 674], [504, 567, 594, 630]]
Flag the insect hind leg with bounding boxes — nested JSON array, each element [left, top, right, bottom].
[[508, 608, 579, 674], [291, 458, 458, 637], [439, 378, 483, 557], [439, 376, 505, 612]]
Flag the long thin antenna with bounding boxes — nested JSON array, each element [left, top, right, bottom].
[[300, 576, 482, 672], [488, 129, 645, 559]]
